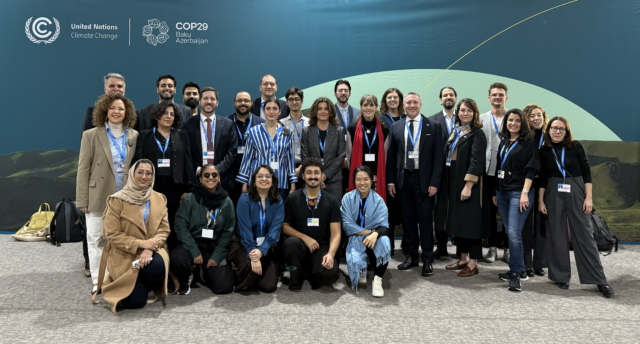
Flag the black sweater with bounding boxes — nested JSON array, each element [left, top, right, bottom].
[[539, 141, 592, 186], [494, 137, 540, 192]]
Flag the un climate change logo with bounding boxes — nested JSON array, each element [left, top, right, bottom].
[[25, 17, 60, 44], [142, 19, 169, 46]]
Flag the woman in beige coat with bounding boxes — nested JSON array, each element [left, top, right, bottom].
[[92, 159, 171, 315], [76, 92, 138, 294]]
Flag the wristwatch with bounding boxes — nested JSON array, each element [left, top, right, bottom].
[[522, 189, 529, 193], [368, 229, 373, 235]]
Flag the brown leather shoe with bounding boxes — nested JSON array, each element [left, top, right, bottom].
[[445, 261, 468, 270], [458, 266, 479, 277]]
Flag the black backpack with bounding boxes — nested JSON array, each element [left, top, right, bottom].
[[48, 198, 84, 245], [590, 212, 618, 256]]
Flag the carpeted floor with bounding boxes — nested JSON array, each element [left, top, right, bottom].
[[0, 235, 637, 343]]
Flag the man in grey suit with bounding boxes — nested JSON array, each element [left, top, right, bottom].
[[429, 86, 458, 258], [136, 74, 192, 132], [334, 79, 360, 128]]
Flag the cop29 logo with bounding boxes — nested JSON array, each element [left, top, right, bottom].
[[25, 17, 60, 44], [142, 19, 169, 46]]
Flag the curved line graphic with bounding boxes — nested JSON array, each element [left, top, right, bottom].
[[419, 0, 579, 94]]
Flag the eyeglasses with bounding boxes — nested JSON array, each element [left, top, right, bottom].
[[256, 174, 272, 180], [136, 170, 154, 176], [287, 97, 302, 103], [203, 172, 219, 178], [550, 127, 566, 133], [235, 99, 251, 104]]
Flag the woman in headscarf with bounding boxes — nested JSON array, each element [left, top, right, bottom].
[[92, 159, 170, 315], [340, 165, 390, 297]]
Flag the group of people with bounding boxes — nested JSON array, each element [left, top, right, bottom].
[[77, 73, 615, 315]]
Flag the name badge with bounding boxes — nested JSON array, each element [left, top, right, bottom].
[[373, 175, 377, 182], [307, 218, 319, 227], [116, 164, 125, 174], [202, 228, 214, 239], [203, 151, 214, 161], [498, 170, 505, 179], [365, 154, 375, 162], [256, 237, 265, 247], [408, 151, 419, 159], [296, 147, 301, 155], [558, 184, 571, 193], [446, 159, 451, 166], [237, 146, 245, 154], [270, 161, 279, 170], [158, 159, 170, 168]]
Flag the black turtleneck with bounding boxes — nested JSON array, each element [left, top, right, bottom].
[[539, 140, 591, 186], [347, 117, 389, 176]]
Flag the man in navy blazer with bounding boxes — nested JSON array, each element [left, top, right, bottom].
[[183, 86, 239, 191], [387, 92, 444, 277], [136, 74, 192, 132], [250, 74, 289, 120], [334, 79, 360, 128]]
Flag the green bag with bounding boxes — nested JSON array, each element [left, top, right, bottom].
[[12, 203, 55, 242]]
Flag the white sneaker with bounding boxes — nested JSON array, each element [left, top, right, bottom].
[[146, 291, 158, 304], [358, 273, 367, 285], [483, 247, 497, 263], [372, 276, 384, 297]]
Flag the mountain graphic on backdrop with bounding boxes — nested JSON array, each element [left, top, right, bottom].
[[0, 143, 638, 241]]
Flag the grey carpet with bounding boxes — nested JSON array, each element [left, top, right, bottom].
[[0, 235, 637, 343]]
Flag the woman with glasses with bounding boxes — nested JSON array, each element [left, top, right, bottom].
[[134, 101, 196, 250], [538, 117, 614, 298], [300, 97, 347, 198], [92, 159, 170, 315], [228, 165, 284, 295], [77, 92, 138, 295], [170, 164, 235, 295], [237, 99, 297, 201]]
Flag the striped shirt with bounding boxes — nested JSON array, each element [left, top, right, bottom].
[[236, 123, 298, 189]]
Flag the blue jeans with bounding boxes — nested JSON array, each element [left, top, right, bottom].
[[496, 190, 534, 274]]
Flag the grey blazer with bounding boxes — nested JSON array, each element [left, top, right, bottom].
[[300, 124, 346, 183], [479, 110, 506, 174]]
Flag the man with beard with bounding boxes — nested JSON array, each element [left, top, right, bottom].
[[81, 73, 129, 132], [136, 74, 192, 132], [334, 79, 360, 128], [282, 157, 342, 291], [184, 87, 239, 191], [182, 81, 200, 117], [429, 86, 458, 259], [250, 74, 289, 120], [227, 91, 265, 205]]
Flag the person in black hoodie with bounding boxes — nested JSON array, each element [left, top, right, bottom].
[[492, 109, 539, 292]]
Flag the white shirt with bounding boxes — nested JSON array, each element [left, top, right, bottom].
[[337, 104, 349, 125], [200, 113, 216, 165], [403, 115, 422, 169], [443, 109, 456, 136], [259, 97, 266, 119]]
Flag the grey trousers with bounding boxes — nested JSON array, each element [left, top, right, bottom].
[[544, 177, 607, 285], [323, 179, 343, 199]]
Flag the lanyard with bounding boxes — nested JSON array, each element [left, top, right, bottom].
[[258, 201, 266, 236], [318, 130, 327, 154], [500, 141, 519, 167], [361, 125, 377, 152], [152, 127, 170, 156], [538, 134, 544, 149], [233, 115, 252, 144], [291, 119, 304, 142], [262, 124, 283, 160], [491, 115, 501, 138], [208, 208, 220, 228], [106, 127, 127, 162], [405, 117, 423, 148], [359, 197, 367, 228], [200, 117, 215, 147], [552, 147, 566, 181], [449, 127, 463, 158], [387, 113, 397, 124], [303, 188, 322, 217], [143, 200, 149, 223]]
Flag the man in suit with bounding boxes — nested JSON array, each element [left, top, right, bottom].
[[250, 74, 289, 120], [228, 91, 265, 205], [387, 92, 444, 277], [334, 79, 360, 128], [184, 86, 239, 191], [429, 86, 458, 259], [136, 74, 192, 132], [182, 81, 201, 117], [81, 73, 127, 133]]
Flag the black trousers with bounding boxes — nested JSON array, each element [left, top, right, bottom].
[[170, 242, 234, 294], [282, 237, 340, 290], [121, 252, 165, 309], [398, 171, 435, 263], [486, 175, 509, 249], [522, 191, 548, 270], [227, 240, 279, 293], [386, 192, 404, 252], [455, 237, 482, 260], [154, 175, 185, 251], [365, 248, 388, 277]]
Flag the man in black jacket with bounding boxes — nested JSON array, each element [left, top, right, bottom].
[[81, 72, 128, 133], [136, 74, 192, 132], [250, 74, 289, 120]]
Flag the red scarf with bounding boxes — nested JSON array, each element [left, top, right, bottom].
[[348, 118, 386, 202]]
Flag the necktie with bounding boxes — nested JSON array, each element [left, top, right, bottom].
[[406, 119, 415, 171], [205, 118, 214, 164]]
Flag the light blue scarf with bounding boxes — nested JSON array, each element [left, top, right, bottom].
[[340, 189, 390, 292]]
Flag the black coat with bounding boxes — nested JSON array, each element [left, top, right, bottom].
[[250, 98, 289, 120], [434, 126, 490, 239]]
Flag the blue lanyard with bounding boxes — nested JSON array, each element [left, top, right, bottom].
[[552, 147, 566, 180], [318, 130, 327, 154], [291, 119, 304, 141], [303, 188, 322, 217], [387, 113, 397, 124], [405, 117, 422, 148], [152, 127, 170, 156], [208, 208, 220, 227], [262, 124, 283, 160], [359, 197, 367, 227], [143, 200, 149, 223], [258, 202, 266, 236], [449, 127, 463, 158], [233, 115, 252, 144], [106, 127, 127, 162], [538, 134, 544, 149], [200, 118, 215, 147], [491, 115, 501, 137], [500, 141, 519, 167], [361, 125, 377, 151]]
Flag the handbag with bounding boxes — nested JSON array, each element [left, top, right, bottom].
[[12, 203, 55, 242]]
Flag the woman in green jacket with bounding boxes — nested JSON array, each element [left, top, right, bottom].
[[169, 164, 235, 295]]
